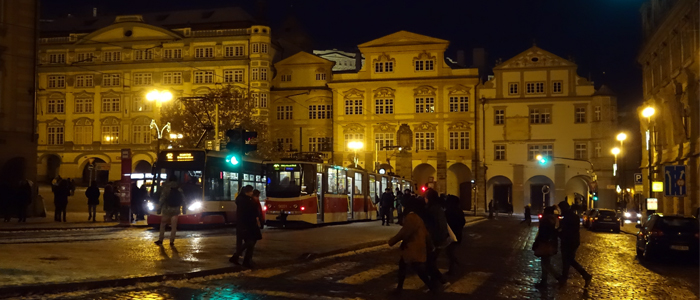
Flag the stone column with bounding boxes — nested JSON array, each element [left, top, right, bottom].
[[513, 164, 525, 214], [395, 150, 413, 182], [436, 152, 447, 194]]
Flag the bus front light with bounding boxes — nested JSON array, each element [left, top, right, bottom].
[[188, 201, 203, 212]]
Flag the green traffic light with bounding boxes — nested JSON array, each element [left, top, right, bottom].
[[226, 155, 239, 166]]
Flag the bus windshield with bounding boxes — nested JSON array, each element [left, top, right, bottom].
[[266, 163, 303, 198]]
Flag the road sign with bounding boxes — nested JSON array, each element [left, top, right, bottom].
[[664, 165, 687, 197], [634, 173, 643, 185], [646, 198, 658, 210]]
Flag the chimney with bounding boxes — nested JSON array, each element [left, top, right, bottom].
[[456, 50, 466, 67], [355, 50, 363, 71], [93, 8, 97, 17], [472, 48, 486, 69]]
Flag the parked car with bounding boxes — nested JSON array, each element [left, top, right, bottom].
[[636, 214, 699, 260], [588, 209, 621, 233], [582, 209, 596, 228]]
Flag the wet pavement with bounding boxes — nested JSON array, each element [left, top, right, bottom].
[[11, 217, 698, 300]]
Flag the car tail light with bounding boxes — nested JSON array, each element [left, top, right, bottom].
[[650, 229, 664, 237], [262, 206, 267, 211], [538, 214, 542, 219], [558, 216, 563, 220], [301, 206, 306, 211]]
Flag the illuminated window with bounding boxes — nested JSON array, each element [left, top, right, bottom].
[[415, 97, 435, 113]]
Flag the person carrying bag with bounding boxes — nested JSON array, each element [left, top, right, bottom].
[[532, 206, 561, 289]]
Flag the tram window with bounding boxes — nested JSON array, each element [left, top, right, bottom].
[[355, 173, 363, 193], [369, 176, 376, 199], [327, 168, 337, 194], [303, 164, 317, 194], [338, 170, 347, 194], [381, 177, 388, 192]]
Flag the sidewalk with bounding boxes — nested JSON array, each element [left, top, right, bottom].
[[0, 212, 148, 231], [620, 222, 641, 236], [0, 216, 484, 295]]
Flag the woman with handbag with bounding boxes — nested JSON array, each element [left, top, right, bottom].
[[532, 206, 561, 289]]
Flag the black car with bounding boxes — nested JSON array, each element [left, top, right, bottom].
[[636, 214, 699, 260], [588, 209, 621, 232]]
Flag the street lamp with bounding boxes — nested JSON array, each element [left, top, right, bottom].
[[146, 89, 173, 103], [641, 106, 656, 211], [348, 141, 364, 168], [611, 147, 620, 176]]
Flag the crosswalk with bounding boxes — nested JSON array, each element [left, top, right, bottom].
[[238, 261, 493, 295]]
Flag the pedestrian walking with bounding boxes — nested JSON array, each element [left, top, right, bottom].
[[85, 181, 100, 222], [521, 204, 532, 226], [558, 199, 592, 287], [252, 189, 265, 229], [137, 185, 149, 220], [444, 195, 465, 275], [230, 185, 262, 268], [53, 179, 70, 222], [388, 195, 436, 294], [421, 188, 450, 288], [488, 199, 494, 219], [395, 188, 404, 225], [154, 176, 184, 246], [103, 182, 116, 221], [14, 179, 32, 222], [532, 206, 561, 289], [380, 188, 395, 226]]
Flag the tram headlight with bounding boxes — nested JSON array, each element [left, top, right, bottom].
[[147, 202, 155, 212], [188, 201, 203, 212]]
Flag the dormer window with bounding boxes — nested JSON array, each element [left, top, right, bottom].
[[373, 54, 395, 73], [413, 51, 436, 71]]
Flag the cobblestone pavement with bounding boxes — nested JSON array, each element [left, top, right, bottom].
[[15, 218, 698, 300]]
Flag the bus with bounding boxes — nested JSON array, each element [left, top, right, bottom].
[[264, 161, 413, 226], [146, 149, 266, 227]]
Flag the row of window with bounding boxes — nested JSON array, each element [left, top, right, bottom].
[[344, 96, 469, 115], [508, 81, 563, 95], [492, 142, 602, 161], [46, 123, 152, 146], [46, 43, 269, 64], [46, 93, 269, 114], [47, 69, 260, 89], [492, 106, 603, 125], [373, 59, 435, 73], [344, 131, 470, 152]]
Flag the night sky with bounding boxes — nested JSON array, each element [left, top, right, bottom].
[[41, 0, 646, 113]]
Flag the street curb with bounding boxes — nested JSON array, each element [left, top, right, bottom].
[[0, 216, 486, 297], [0, 224, 151, 232]]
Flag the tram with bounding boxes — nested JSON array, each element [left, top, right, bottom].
[[146, 149, 266, 227], [264, 161, 413, 226]]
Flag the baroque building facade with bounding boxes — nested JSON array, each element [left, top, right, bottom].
[[0, 0, 38, 183], [479, 46, 618, 214], [637, 0, 699, 216], [36, 9, 274, 183], [271, 31, 481, 209]]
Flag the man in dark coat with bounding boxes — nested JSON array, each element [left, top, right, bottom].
[[558, 199, 592, 287], [421, 188, 449, 287], [85, 181, 100, 222], [14, 179, 32, 222], [231, 185, 262, 268], [380, 188, 395, 226], [445, 194, 465, 275], [53, 180, 70, 222], [521, 205, 532, 226]]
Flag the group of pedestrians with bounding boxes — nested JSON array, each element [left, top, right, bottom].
[[153, 177, 264, 269], [388, 188, 465, 294], [378, 188, 417, 226], [0, 179, 33, 222], [533, 197, 592, 289]]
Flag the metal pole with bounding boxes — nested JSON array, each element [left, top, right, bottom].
[[214, 103, 219, 148]]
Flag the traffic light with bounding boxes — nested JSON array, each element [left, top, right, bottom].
[[225, 128, 257, 155], [225, 154, 239, 166], [592, 192, 598, 201], [536, 154, 548, 165]]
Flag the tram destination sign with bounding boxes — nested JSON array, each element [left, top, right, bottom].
[[273, 163, 299, 171], [165, 152, 195, 162]]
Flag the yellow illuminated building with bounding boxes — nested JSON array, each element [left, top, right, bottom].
[[479, 46, 618, 214], [36, 9, 274, 183], [271, 31, 480, 209], [637, 0, 699, 216]]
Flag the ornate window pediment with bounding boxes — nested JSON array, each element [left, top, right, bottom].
[[47, 118, 64, 126], [343, 88, 364, 99], [413, 85, 436, 96], [194, 87, 211, 96], [413, 51, 436, 62], [373, 122, 396, 132], [415, 121, 437, 132], [133, 116, 151, 125], [74, 117, 93, 126], [373, 87, 395, 98], [373, 53, 395, 64], [100, 117, 120, 125], [343, 123, 365, 133], [306, 96, 332, 104], [448, 121, 470, 131], [74, 91, 95, 98], [276, 97, 295, 104], [100, 89, 121, 97], [48, 92, 65, 99], [448, 85, 471, 95]]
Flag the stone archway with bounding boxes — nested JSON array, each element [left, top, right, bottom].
[[133, 160, 152, 174], [413, 163, 436, 190], [487, 175, 513, 213], [447, 163, 472, 210], [566, 175, 591, 213], [46, 155, 61, 183], [524, 175, 555, 214], [82, 157, 109, 185]]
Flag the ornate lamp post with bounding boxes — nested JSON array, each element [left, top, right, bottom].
[[348, 141, 364, 168], [641, 107, 656, 207], [146, 89, 173, 174]]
